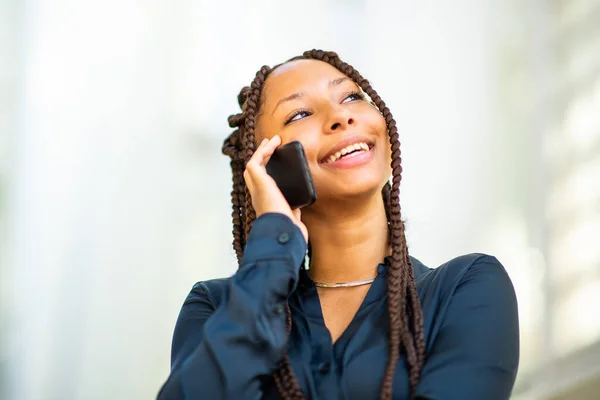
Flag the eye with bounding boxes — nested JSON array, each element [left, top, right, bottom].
[[285, 109, 311, 125], [342, 90, 365, 103]]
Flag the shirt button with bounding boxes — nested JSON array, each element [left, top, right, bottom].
[[275, 304, 285, 314], [277, 232, 290, 244], [318, 362, 330, 374]]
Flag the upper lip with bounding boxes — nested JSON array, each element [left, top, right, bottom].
[[319, 134, 375, 163]]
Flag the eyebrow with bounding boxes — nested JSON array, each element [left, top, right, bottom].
[[271, 77, 351, 116]]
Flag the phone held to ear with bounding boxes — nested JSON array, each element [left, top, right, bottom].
[[266, 141, 317, 209]]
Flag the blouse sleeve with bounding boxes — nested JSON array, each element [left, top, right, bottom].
[[414, 255, 520, 400], [157, 213, 307, 400]]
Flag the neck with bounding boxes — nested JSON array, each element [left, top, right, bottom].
[[302, 193, 390, 283]]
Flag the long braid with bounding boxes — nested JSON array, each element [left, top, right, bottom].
[[222, 136, 244, 261], [303, 49, 425, 397], [224, 65, 305, 400], [272, 304, 304, 399], [223, 88, 250, 261], [222, 50, 425, 399], [241, 72, 261, 239]]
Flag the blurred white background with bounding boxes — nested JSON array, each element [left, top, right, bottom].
[[1, 0, 599, 399]]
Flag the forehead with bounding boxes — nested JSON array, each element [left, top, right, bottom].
[[261, 59, 349, 107]]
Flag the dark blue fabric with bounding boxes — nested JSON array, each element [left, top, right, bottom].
[[158, 213, 519, 400]]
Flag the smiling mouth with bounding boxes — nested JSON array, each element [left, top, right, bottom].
[[322, 142, 374, 164]]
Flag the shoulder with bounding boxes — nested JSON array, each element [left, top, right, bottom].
[[442, 253, 513, 295], [414, 255, 520, 397], [183, 277, 231, 309], [414, 253, 513, 299], [169, 277, 231, 368], [415, 253, 518, 348]]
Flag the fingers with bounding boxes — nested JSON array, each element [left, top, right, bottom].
[[257, 138, 268, 148], [241, 136, 306, 239], [262, 134, 282, 156], [243, 135, 281, 190], [253, 135, 281, 167], [245, 135, 280, 173]]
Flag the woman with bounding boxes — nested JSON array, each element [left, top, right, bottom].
[[158, 50, 519, 400]]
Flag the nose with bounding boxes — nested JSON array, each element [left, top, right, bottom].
[[324, 105, 355, 133]]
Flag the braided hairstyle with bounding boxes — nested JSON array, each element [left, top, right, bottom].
[[222, 50, 425, 399]]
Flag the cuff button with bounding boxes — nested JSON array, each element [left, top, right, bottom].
[[277, 232, 290, 244]]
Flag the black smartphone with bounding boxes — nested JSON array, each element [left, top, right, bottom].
[[266, 141, 317, 209]]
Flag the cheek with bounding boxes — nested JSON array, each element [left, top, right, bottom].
[[280, 126, 323, 162], [373, 113, 390, 150], [375, 114, 388, 137], [373, 115, 392, 175], [359, 104, 387, 137], [254, 119, 270, 145]]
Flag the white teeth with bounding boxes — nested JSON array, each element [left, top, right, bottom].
[[325, 142, 371, 163]]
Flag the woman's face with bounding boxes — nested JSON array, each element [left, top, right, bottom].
[[256, 59, 391, 204]]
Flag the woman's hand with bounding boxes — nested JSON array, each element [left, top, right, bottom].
[[243, 135, 308, 243]]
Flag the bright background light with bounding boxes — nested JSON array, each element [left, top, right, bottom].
[[1, 1, 599, 399]]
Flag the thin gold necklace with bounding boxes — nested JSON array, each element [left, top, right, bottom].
[[312, 277, 376, 288]]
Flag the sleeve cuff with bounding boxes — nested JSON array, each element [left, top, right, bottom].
[[241, 213, 307, 270]]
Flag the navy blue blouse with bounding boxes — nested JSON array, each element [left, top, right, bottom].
[[158, 213, 519, 399]]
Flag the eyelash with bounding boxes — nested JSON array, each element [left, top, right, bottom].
[[285, 108, 311, 125], [284, 91, 365, 125], [343, 90, 365, 102]]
